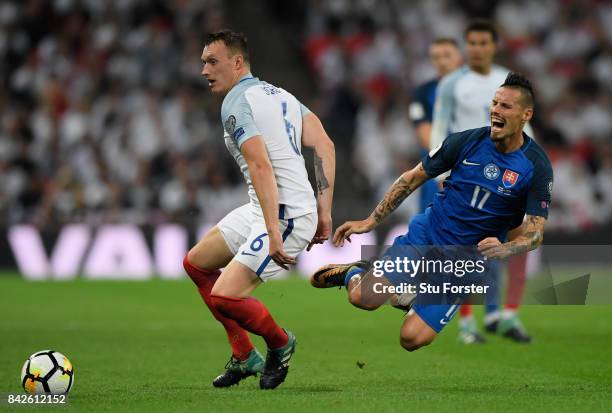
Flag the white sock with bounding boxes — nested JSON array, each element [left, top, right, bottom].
[[459, 315, 475, 328], [484, 310, 501, 325], [502, 309, 517, 320]]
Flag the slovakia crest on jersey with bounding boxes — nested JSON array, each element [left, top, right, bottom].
[[502, 169, 519, 188]]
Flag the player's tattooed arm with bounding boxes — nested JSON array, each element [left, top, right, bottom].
[[369, 163, 429, 224], [314, 152, 329, 195], [333, 163, 429, 246], [302, 113, 335, 204], [504, 215, 546, 255], [478, 215, 546, 259], [302, 112, 336, 249]]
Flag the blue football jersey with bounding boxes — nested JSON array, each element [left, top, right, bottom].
[[422, 127, 553, 245]]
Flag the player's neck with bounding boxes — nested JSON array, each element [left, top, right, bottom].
[[470, 65, 492, 76], [494, 132, 524, 153], [228, 70, 253, 92]]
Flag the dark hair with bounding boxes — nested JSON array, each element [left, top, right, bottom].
[[205, 30, 250, 64], [432, 37, 459, 48], [465, 19, 498, 42], [501, 72, 534, 107]]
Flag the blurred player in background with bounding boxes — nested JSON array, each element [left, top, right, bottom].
[[430, 20, 534, 344], [183, 30, 335, 389], [312, 73, 552, 353], [409, 38, 462, 213]]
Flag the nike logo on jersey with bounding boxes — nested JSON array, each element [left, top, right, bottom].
[[462, 159, 480, 166]]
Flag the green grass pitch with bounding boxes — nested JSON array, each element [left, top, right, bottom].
[[1, 273, 611, 412]]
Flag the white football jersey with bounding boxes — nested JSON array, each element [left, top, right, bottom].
[[430, 64, 534, 149], [220, 74, 317, 219]]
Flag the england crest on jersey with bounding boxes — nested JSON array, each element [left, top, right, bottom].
[[502, 169, 519, 188]]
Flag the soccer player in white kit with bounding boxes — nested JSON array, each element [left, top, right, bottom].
[[183, 30, 335, 389], [430, 20, 533, 344]]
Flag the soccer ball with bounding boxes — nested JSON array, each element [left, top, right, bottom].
[[20, 350, 74, 394]]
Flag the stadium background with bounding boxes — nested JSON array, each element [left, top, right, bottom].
[[1, 0, 611, 277], [0, 1, 610, 411]]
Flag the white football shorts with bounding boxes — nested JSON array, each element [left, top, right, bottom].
[[218, 203, 317, 281]]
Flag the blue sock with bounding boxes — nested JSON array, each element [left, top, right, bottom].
[[484, 259, 500, 315], [485, 304, 499, 314], [344, 267, 365, 288]]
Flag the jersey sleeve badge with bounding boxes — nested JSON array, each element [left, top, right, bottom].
[[224, 115, 236, 135]]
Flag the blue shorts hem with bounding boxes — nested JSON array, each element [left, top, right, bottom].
[[412, 304, 444, 333]]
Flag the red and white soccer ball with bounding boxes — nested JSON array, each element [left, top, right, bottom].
[[20, 350, 74, 394]]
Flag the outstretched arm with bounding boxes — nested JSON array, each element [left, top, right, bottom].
[[302, 112, 336, 250], [370, 163, 429, 224], [333, 163, 430, 246]]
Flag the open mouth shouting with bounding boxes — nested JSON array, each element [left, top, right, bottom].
[[491, 116, 505, 133]]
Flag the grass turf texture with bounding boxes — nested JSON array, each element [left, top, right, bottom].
[[1, 273, 611, 412]]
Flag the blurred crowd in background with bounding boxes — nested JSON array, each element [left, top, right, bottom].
[[0, 0, 243, 228], [1, 0, 611, 234]]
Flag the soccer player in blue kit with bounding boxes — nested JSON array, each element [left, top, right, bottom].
[[432, 20, 538, 344], [311, 73, 553, 351]]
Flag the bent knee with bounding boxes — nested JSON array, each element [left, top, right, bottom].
[[186, 247, 205, 269], [187, 231, 233, 270], [399, 335, 434, 352], [399, 325, 435, 352], [183, 251, 221, 288], [186, 247, 219, 272]]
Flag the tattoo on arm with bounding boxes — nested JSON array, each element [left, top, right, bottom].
[[369, 165, 425, 224], [504, 215, 545, 256], [314, 152, 329, 195]]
